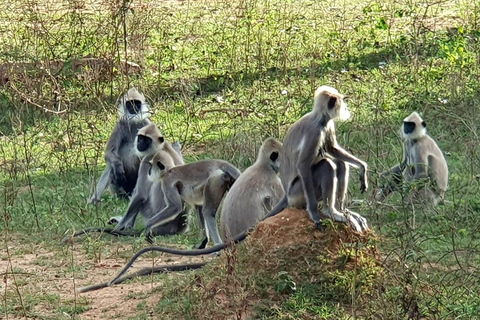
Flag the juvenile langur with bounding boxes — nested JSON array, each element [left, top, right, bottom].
[[375, 111, 448, 205], [78, 86, 369, 292], [145, 151, 241, 246], [88, 88, 151, 203], [266, 85, 369, 232], [113, 123, 186, 234], [220, 138, 285, 240]]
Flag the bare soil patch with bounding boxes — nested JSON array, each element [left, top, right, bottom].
[[1, 210, 379, 319]]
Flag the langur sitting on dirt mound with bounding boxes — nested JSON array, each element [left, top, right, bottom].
[[220, 138, 284, 240]]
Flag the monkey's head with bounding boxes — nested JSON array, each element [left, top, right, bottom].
[[313, 85, 351, 121], [258, 138, 282, 173], [118, 88, 150, 122], [136, 124, 165, 158], [402, 111, 427, 140], [148, 151, 175, 181]]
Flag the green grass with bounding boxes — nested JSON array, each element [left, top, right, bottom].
[[2, 0, 480, 318]]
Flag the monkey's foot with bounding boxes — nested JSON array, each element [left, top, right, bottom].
[[323, 208, 363, 232], [145, 232, 154, 244], [87, 196, 102, 205], [344, 209, 368, 231], [108, 216, 124, 225], [315, 221, 325, 231], [193, 237, 208, 249]]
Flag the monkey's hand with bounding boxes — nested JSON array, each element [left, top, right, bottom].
[[112, 164, 127, 187], [145, 228, 154, 244], [360, 162, 368, 193]]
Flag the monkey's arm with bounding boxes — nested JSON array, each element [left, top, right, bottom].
[[376, 164, 404, 201], [326, 144, 368, 193], [115, 197, 147, 230], [297, 139, 323, 224], [105, 126, 127, 186], [413, 149, 429, 180], [145, 184, 183, 243]]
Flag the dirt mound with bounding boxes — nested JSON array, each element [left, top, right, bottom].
[[247, 208, 378, 266], [184, 208, 381, 319]]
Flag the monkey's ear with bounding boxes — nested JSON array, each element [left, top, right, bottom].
[[157, 161, 165, 171], [327, 96, 337, 109], [270, 151, 279, 162], [421, 121, 427, 128], [159, 136, 165, 143]]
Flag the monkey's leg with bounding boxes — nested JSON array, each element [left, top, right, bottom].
[[202, 173, 229, 246], [375, 164, 403, 201], [263, 195, 289, 219], [332, 159, 368, 231], [115, 197, 146, 230], [88, 166, 111, 204], [194, 206, 208, 249], [312, 159, 363, 232], [145, 195, 183, 243], [298, 160, 323, 228], [332, 159, 349, 211]]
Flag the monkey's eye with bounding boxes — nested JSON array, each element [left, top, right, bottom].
[[270, 151, 279, 162], [159, 136, 165, 143], [157, 161, 166, 171], [421, 121, 427, 128]]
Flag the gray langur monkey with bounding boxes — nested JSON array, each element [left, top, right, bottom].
[[375, 111, 448, 205], [145, 151, 241, 246], [111, 123, 187, 235], [266, 85, 369, 232], [88, 88, 151, 203], [220, 138, 285, 240], [76, 86, 370, 292]]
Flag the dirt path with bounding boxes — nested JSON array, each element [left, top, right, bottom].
[[1, 235, 208, 319]]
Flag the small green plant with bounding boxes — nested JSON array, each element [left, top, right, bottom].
[[274, 271, 297, 294]]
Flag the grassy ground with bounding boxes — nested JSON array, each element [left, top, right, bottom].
[[2, 0, 480, 318]]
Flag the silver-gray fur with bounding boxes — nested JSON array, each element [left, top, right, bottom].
[[375, 111, 448, 205], [88, 88, 151, 203], [146, 151, 241, 246], [220, 138, 284, 240], [113, 123, 187, 235], [266, 85, 368, 232]]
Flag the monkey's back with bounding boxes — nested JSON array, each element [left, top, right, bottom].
[[220, 163, 284, 240], [280, 112, 323, 190], [166, 159, 240, 206], [421, 135, 448, 192]]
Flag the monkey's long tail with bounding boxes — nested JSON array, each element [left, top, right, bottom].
[[107, 232, 248, 285], [107, 200, 291, 286], [61, 227, 142, 245], [76, 262, 206, 293]]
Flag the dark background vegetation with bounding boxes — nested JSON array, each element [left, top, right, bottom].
[[1, 0, 480, 318]]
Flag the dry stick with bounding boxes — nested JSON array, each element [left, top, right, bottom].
[[9, 83, 68, 115], [77, 262, 206, 293], [61, 227, 143, 245]]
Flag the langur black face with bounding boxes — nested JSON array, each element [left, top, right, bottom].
[[403, 121, 416, 135], [136, 134, 164, 152], [403, 119, 426, 137], [136, 134, 152, 152], [125, 99, 143, 115], [269, 151, 280, 173]]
